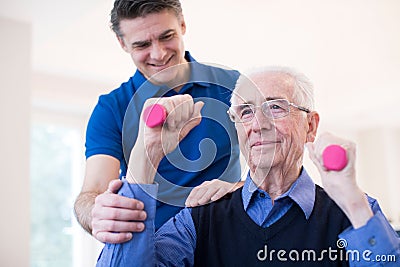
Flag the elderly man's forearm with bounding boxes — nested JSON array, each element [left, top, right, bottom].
[[126, 136, 163, 184]]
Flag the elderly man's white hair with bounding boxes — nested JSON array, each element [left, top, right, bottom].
[[232, 66, 315, 110]]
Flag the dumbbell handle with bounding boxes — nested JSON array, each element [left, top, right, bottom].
[[143, 104, 167, 128], [322, 145, 348, 171]]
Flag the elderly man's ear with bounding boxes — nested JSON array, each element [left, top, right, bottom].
[[306, 111, 320, 143]]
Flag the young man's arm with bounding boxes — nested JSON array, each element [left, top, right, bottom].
[[74, 154, 146, 243]]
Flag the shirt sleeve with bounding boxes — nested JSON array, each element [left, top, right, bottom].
[[85, 95, 124, 161], [155, 208, 196, 266], [96, 179, 197, 267], [339, 198, 400, 266], [96, 180, 158, 267]]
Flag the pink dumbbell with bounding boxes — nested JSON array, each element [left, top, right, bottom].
[[143, 104, 167, 128], [322, 145, 348, 171]]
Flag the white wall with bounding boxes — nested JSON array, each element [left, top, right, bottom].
[[357, 128, 400, 225], [0, 17, 31, 267]]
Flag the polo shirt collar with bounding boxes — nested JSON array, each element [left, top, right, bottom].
[[242, 167, 315, 220], [180, 51, 211, 90], [131, 51, 210, 99]]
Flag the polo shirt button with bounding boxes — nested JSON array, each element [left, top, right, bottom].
[[259, 192, 265, 198], [368, 237, 376, 246]]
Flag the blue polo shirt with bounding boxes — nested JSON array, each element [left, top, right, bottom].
[[85, 51, 241, 228]]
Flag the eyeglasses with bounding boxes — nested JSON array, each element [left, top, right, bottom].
[[227, 99, 310, 123]]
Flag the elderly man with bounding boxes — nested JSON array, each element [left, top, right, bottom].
[[96, 67, 400, 266]]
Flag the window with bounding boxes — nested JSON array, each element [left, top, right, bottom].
[[30, 123, 80, 267]]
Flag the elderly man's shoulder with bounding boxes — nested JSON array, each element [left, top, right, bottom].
[[314, 184, 353, 222]]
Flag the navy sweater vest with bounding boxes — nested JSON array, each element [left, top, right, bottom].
[[191, 185, 351, 267]]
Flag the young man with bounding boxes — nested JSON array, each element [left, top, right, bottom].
[[96, 67, 400, 266], [74, 0, 243, 244]]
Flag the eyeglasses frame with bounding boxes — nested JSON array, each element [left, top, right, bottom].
[[227, 98, 311, 123]]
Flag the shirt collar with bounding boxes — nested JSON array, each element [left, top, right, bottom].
[[181, 51, 211, 90], [131, 51, 210, 98], [242, 167, 315, 219]]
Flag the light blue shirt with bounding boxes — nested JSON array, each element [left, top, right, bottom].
[[96, 168, 400, 266]]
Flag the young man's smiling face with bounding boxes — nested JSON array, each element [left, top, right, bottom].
[[117, 9, 187, 85]]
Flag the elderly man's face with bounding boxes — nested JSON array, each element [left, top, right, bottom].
[[233, 72, 317, 173]]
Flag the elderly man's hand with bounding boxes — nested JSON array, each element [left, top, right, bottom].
[[91, 179, 146, 244], [306, 132, 373, 228], [141, 95, 204, 157], [127, 95, 204, 184]]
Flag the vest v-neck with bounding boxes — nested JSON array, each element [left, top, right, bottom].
[[233, 187, 304, 241]]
